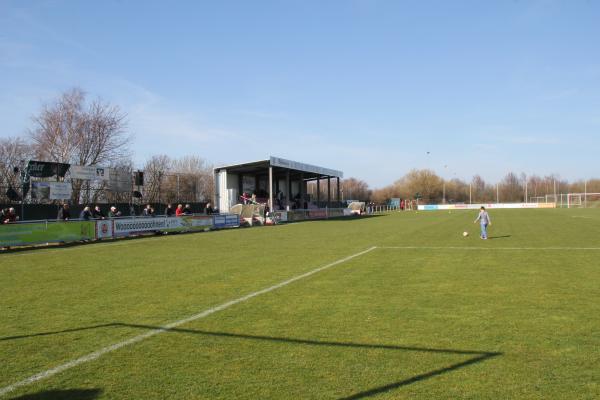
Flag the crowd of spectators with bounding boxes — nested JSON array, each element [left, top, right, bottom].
[[0, 202, 216, 225]]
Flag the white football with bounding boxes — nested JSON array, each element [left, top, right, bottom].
[[462, 231, 469, 237]]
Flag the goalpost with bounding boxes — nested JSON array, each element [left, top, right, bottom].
[[561, 193, 600, 208]]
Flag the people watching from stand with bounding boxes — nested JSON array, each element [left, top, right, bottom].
[[92, 205, 105, 219], [165, 204, 174, 217], [183, 204, 192, 215], [108, 206, 121, 218], [57, 203, 71, 221], [142, 204, 154, 216], [205, 202, 214, 215], [79, 206, 92, 220], [175, 204, 184, 216]]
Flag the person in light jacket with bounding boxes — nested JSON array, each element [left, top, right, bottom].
[[474, 206, 492, 240]]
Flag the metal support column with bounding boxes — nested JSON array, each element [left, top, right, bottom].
[[286, 170, 290, 210], [316, 178, 320, 207], [269, 166, 273, 211], [327, 177, 331, 207]]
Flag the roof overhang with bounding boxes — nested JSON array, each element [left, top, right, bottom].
[[214, 156, 343, 179]]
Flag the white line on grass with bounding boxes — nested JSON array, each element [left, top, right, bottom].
[[0, 246, 378, 398], [378, 246, 600, 251]]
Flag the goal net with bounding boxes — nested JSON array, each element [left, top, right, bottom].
[[559, 193, 600, 208]]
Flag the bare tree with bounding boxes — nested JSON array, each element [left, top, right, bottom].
[[140, 155, 214, 205], [0, 137, 34, 202], [30, 88, 130, 165], [143, 155, 172, 203], [29, 88, 131, 203], [340, 178, 371, 202]]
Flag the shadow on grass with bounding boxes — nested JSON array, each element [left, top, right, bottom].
[[9, 388, 102, 400], [3, 323, 501, 399], [488, 235, 511, 240]]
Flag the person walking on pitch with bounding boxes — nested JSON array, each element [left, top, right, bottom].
[[474, 206, 491, 239]]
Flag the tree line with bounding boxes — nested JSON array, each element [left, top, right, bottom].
[[0, 88, 213, 205], [2, 88, 598, 206]]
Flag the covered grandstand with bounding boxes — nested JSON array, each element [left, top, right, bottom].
[[213, 156, 343, 213]]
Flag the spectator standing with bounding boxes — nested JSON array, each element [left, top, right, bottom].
[[57, 203, 71, 221], [175, 204, 184, 216], [205, 203, 214, 215], [142, 204, 153, 216], [79, 206, 92, 220], [3, 207, 18, 223], [183, 204, 192, 215], [92, 205, 105, 219], [108, 206, 121, 218], [165, 204, 174, 217]]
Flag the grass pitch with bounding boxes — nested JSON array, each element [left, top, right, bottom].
[[1, 209, 600, 399]]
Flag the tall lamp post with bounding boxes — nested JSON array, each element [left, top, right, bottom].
[[18, 159, 27, 221]]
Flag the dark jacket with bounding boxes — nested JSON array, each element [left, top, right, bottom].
[[79, 209, 92, 220], [92, 208, 105, 219], [57, 207, 71, 221]]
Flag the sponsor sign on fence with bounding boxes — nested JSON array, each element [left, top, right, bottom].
[[417, 203, 557, 211], [112, 215, 225, 237], [0, 220, 95, 246], [96, 220, 114, 239], [213, 214, 240, 228]]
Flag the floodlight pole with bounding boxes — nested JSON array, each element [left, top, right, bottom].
[[469, 183, 472, 204], [496, 183, 499, 204], [20, 159, 26, 221], [442, 180, 446, 204]]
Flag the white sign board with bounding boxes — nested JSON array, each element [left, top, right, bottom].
[[96, 220, 114, 239], [31, 182, 73, 200], [70, 165, 110, 181]]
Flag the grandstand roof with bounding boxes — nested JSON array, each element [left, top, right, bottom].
[[214, 156, 343, 179]]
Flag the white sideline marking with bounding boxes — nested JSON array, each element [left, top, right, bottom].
[[0, 246, 377, 397], [378, 246, 600, 251]]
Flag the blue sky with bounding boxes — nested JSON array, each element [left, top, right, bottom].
[[1, 0, 599, 187]]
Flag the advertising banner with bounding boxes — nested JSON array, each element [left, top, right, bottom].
[[70, 165, 110, 181], [418, 203, 557, 211], [109, 169, 131, 192], [308, 210, 327, 219], [31, 182, 73, 200], [96, 220, 114, 239], [213, 214, 240, 228], [112, 215, 215, 237], [0, 220, 95, 247], [27, 161, 71, 178]]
